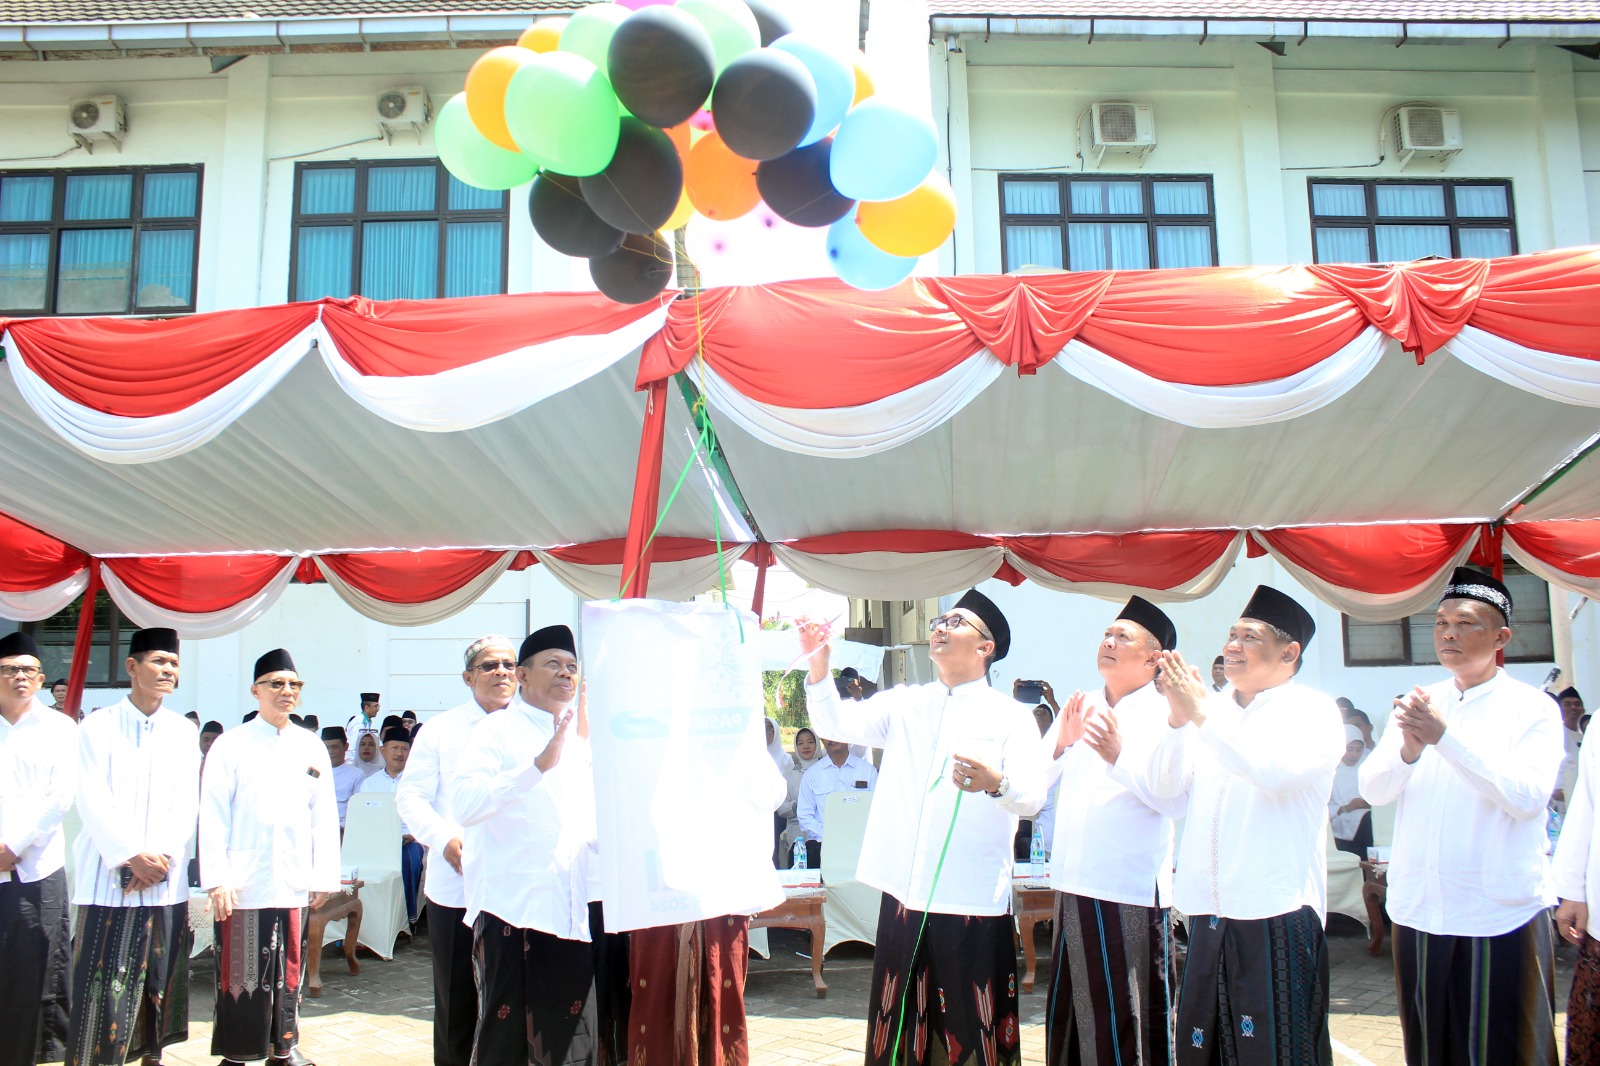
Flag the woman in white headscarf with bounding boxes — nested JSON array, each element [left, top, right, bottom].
[[777, 727, 825, 864], [1328, 724, 1373, 856], [355, 730, 385, 777]]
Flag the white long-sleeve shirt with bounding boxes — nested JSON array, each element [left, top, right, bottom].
[[329, 759, 365, 825], [796, 753, 878, 841], [1360, 670, 1564, 936], [73, 700, 201, 907], [0, 699, 77, 884], [1554, 720, 1600, 938], [804, 675, 1047, 917], [395, 699, 492, 910], [1045, 681, 1186, 908], [1145, 681, 1345, 921], [357, 770, 410, 834], [452, 697, 596, 939], [199, 715, 341, 909], [1328, 759, 1367, 842]]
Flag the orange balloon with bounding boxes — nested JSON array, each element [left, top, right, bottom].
[[851, 53, 875, 105], [665, 122, 693, 163], [856, 173, 957, 257], [663, 187, 695, 232], [685, 132, 760, 221], [517, 16, 569, 53], [465, 46, 538, 152]]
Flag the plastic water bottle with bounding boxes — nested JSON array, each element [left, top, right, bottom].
[[1548, 807, 1564, 854], [1029, 822, 1046, 880], [792, 837, 807, 871]]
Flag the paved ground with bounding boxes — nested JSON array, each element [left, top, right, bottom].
[[157, 914, 1574, 1065]]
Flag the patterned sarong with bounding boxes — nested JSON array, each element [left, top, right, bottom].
[[628, 916, 747, 1066], [1045, 891, 1176, 1066], [0, 869, 70, 1066], [211, 907, 308, 1062], [471, 909, 598, 1066], [66, 901, 191, 1066], [1568, 933, 1600, 1066]]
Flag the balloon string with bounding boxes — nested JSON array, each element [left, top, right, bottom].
[[889, 789, 964, 1065]]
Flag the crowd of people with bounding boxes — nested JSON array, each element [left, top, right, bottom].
[[0, 561, 1594, 1066]]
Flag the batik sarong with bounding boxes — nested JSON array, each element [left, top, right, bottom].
[[211, 907, 308, 1062], [66, 901, 191, 1066], [628, 916, 747, 1066], [471, 909, 597, 1066], [0, 869, 70, 1066], [1045, 891, 1176, 1066], [1568, 932, 1600, 1066]]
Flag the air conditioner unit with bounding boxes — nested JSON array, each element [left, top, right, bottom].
[[376, 86, 431, 141], [1089, 101, 1155, 167], [68, 95, 125, 152], [1392, 105, 1462, 171]]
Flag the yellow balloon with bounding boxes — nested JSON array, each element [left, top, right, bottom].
[[856, 174, 957, 258], [663, 187, 695, 232], [518, 16, 569, 53], [851, 52, 875, 105]]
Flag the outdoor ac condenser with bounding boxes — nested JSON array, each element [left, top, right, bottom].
[[376, 87, 431, 141], [1392, 105, 1462, 171], [68, 95, 125, 151], [1089, 101, 1155, 167]]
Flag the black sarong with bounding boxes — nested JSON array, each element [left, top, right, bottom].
[[590, 903, 631, 1066], [428, 901, 476, 1066], [211, 907, 308, 1062], [1393, 912, 1557, 1066], [0, 869, 70, 1066], [1045, 891, 1176, 1066], [66, 901, 191, 1066], [471, 909, 598, 1066], [1175, 905, 1331, 1066], [865, 893, 1022, 1066]]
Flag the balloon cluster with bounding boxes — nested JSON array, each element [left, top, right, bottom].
[[435, 0, 956, 303]]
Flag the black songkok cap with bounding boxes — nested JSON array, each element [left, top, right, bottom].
[[243, 710, 258, 723], [321, 725, 347, 742], [519, 624, 576, 665], [252, 648, 297, 680], [1440, 566, 1513, 624], [201, 720, 224, 736], [1560, 687, 1583, 702], [953, 588, 1010, 663], [289, 713, 304, 727], [129, 628, 180, 657], [381, 725, 410, 745], [381, 714, 402, 732], [1241, 585, 1316, 650], [1116, 595, 1177, 651], [0, 631, 41, 660], [303, 714, 319, 729], [360, 692, 380, 703], [401, 710, 417, 721]]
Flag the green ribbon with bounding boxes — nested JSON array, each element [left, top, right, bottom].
[[889, 785, 965, 1064]]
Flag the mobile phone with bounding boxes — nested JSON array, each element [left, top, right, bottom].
[[1014, 680, 1045, 705]]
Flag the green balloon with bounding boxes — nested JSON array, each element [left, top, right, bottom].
[[558, 2, 630, 77], [677, 0, 759, 75], [504, 52, 622, 178], [434, 93, 540, 191]]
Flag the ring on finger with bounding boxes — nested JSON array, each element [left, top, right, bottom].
[[963, 775, 973, 787]]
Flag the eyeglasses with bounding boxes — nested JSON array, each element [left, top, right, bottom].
[[928, 614, 993, 640], [0, 665, 41, 678], [259, 678, 305, 692], [472, 660, 518, 674]]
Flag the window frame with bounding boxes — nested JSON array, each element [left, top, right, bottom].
[[997, 173, 1219, 273], [1307, 177, 1518, 263], [288, 159, 510, 303], [0, 164, 204, 316], [1340, 560, 1552, 668]]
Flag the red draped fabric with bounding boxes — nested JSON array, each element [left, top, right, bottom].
[[1506, 520, 1600, 578], [318, 550, 508, 605], [1469, 248, 1600, 359], [103, 555, 293, 613], [549, 536, 737, 566], [0, 513, 88, 592], [1007, 530, 1238, 586], [1309, 258, 1490, 360], [1254, 524, 1480, 594]]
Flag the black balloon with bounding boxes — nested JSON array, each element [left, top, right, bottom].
[[529, 173, 625, 258], [590, 231, 674, 304], [711, 49, 816, 162], [608, 7, 716, 128], [744, 0, 794, 47], [756, 137, 855, 227], [580, 118, 684, 235]]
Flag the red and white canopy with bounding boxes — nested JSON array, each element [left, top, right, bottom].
[[2, 246, 1598, 635]]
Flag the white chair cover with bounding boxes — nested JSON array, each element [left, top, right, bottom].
[[1369, 802, 1397, 849], [1324, 830, 1368, 935], [329, 792, 407, 959], [821, 789, 881, 954]]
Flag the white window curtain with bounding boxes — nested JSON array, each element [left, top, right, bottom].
[[1311, 184, 1365, 217], [1003, 181, 1060, 215], [368, 165, 436, 212], [1375, 184, 1446, 217], [1070, 181, 1141, 215], [362, 221, 439, 300], [1070, 222, 1148, 269], [1005, 225, 1062, 269], [1454, 185, 1509, 218], [1152, 181, 1208, 215], [1155, 225, 1212, 267], [1458, 228, 1512, 259], [1374, 224, 1450, 262]]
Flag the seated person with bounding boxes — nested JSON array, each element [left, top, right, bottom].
[[796, 737, 878, 867], [1328, 725, 1373, 857], [355, 730, 385, 776], [323, 726, 367, 827], [358, 725, 426, 922], [1016, 702, 1059, 861]]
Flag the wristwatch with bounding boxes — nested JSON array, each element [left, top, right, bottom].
[[986, 774, 1011, 799]]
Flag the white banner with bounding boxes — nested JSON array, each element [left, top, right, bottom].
[[583, 598, 783, 933]]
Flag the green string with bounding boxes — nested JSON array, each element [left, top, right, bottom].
[[615, 417, 711, 601], [889, 785, 964, 1065]]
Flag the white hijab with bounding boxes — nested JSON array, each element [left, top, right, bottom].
[[792, 727, 824, 773], [765, 716, 790, 774]]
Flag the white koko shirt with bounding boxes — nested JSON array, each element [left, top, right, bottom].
[[328, 759, 366, 826], [1361, 670, 1564, 936], [396, 698, 497, 910], [0, 699, 78, 884], [1554, 718, 1600, 939], [796, 753, 878, 842]]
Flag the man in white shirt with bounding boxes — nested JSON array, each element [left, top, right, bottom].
[[797, 587, 1045, 1066], [201, 648, 339, 1066], [1042, 596, 1185, 1066], [453, 625, 603, 1066], [358, 725, 423, 923], [67, 627, 199, 1066], [1554, 681, 1600, 1061], [321, 727, 365, 827], [0, 632, 76, 1066], [1360, 567, 1564, 1065], [1555, 686, 1585, 811], [795, 737, 877, 858], [1148, 584, 1345, 1066], [396, 636, 517, 1066], [345, 692, 381, 752]]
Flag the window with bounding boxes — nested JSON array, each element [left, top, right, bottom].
[[1309, 179, 1515, 264], [19, 591, 137, 688], [0, 166, 202, 315], [1342, 561, 1553, 666], [290, 160, 509, 302], [998, 175, 1217, 272]]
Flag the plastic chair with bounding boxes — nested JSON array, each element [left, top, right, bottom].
[[820, 789, 881, 953], [329, 792, 406, 960], [1368, 801, 1397, 849], [1324, 829, 1369, 935]]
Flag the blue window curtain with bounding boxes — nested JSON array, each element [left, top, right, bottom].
[[1457, 228, 1512, 259], [1004, 225, 1062, 269], [301, 169, 355, 215], [142, 172, 198, 218], [1374, 224, 1451, 262], [0, 176, 54, 222], [1152, 182, 1208, 215], [1002, 181, 1059, 215], [1375, 184, 1446, 218], [1314, 227, 1371, 263], [136, 230, 195, 308], [368, 166, 436, 213], [447, 176, 503, 212], [0, 233, 50, 310], [1155, 226, 1213, 267], [362, 220, 439, 300], [445, 222, 503, 297], [63, 174, 132, 221], [1069, 222, 1148, 269], [295, 226, 353, 300], [56, 228, 133, 312], [1069, 181, 1141, 215], [1455, 185, 1509, 218], [1310, 184, 1365, 217]]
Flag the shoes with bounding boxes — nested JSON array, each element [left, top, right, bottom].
[[217, 1060, 246, 1066], [268, 1048, 315, 1066]]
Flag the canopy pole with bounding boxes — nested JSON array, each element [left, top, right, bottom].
[[621, 380, 669, 599], [750, 544, 773, 620], [64, 559, 101, 720], [1488, 527, 1507, 669]]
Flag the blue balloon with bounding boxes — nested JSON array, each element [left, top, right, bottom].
[[829, 97, 938, 202], [826, 214, 916, 290], [770, 34, 854, 147]]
